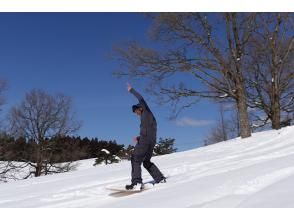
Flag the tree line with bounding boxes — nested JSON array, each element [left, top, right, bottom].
[[0, 134, 124, 180]]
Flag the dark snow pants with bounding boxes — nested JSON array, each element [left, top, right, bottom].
[[131, 142, 164, 184]]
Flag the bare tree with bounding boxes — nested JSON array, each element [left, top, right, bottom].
[[204, 102, 239, 145], [246, 13, 294, 129], [0, 134, 28, 182], [9, 89, 81, 178], [114, 13, 257, 138], [0, 161, 16, 183]]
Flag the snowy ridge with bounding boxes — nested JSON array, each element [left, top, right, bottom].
[[0, 126, 294, 207]]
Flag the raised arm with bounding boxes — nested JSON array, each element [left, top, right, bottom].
[[127, 83, 149, 111]]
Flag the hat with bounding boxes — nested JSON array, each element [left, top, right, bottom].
[[132, 104, 141, 113]]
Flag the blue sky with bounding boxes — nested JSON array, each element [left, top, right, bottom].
[[0, 13, 220, 151]]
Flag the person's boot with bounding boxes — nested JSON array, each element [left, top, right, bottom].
[[125, 183, 144, 191], [157, 177, 167, 184]]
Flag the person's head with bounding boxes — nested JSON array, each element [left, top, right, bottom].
[[132, 104, 143, 116]]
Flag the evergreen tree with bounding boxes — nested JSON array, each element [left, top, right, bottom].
[[154, 138, 177, 156], [93, 149, 121, 166]]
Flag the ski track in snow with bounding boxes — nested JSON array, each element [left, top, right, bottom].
[[0, 126, 294, 207]]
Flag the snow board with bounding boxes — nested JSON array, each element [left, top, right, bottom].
[[106, 177, 168, 197], [106, 185, 152, 198]]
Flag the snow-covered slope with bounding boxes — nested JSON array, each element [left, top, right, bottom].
[[1, 126, 294, 208]]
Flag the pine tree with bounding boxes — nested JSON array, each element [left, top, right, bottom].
[[93, 149, 121, 166], [153, 138, 177, 156]]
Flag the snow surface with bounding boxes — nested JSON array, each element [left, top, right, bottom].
[[1, 126, 294, 207]]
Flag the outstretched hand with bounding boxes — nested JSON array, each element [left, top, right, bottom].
[[133, 136, 139, 144], [127, 83, 132, 92]]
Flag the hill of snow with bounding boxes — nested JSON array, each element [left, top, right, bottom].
[[0, 126, 294, 207]]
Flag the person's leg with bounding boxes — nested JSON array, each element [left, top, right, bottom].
[[130, 142, 150, 184], [131, 153, 143, 184], [143, 144, 165, 183]]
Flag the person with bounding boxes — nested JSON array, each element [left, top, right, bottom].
[[126, 83, 166, 190]]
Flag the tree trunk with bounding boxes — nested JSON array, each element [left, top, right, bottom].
[[229, 13, 251, 139], [35, 162, 42, 177], [271, 88, 281, 129], [236, 80, 251, 138]]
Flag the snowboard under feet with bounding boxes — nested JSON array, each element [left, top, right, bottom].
[[106, 177, 168, 198], [106, 185, 151, 198]]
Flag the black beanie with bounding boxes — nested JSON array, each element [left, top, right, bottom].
[[132, 104, 141, 113]]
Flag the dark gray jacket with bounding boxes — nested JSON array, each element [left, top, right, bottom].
[[130, 88, 157, 144]]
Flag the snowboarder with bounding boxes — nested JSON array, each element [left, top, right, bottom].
[[126, 83, 166, 190]]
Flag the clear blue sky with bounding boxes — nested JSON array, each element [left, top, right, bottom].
[[0, 13, 219, 151]]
